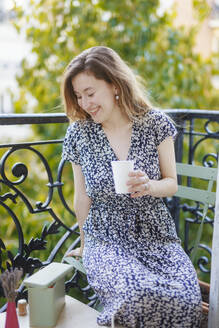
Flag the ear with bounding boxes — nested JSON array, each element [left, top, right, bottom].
[[113, 85, 118, 95]]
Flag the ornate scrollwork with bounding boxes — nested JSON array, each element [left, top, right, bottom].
[[204, 119, 219, 135], [11, 162, 28, 184], [196, 244, 211, 274], [0, 144, 81, 311], [0, 148, 29, 185], [202, 153, 218, 168]]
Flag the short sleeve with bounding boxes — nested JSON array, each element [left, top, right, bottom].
[[62, 122, 81, 165], [153, 110, 177, 147]]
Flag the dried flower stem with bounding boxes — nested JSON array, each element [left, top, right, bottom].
[[0, 268, 23, 302]]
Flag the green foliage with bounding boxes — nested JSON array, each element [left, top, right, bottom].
[[12, 0, 218, 125], [193, 0, 211, 21]]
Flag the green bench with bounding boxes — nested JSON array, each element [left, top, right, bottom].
[[175, 163, 217, 263]]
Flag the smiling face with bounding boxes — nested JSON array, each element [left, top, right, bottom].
[[72, 71, 119, 125]]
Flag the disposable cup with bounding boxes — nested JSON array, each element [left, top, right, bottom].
[[111, 160, 134, 194]]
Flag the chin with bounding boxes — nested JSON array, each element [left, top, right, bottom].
[[91, 116, 103, 124]]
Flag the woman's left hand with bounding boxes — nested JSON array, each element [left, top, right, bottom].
[[127, 170, 150, 198]]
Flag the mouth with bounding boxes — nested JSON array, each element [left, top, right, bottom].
[[89, 106, 100, 117]]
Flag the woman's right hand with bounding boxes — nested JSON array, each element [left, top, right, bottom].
[[65, 247, 83, 259]]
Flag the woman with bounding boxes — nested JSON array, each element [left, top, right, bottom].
[[61, 46, 202, 327]]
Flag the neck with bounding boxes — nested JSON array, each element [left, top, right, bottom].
[[101, 112, 131, 133]]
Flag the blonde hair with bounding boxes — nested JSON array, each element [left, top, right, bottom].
[[61, 46, 152, 121]]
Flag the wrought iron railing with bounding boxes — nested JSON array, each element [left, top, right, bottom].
[[0, 109, 218, 311]]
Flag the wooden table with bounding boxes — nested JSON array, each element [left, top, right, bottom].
[[0, 296, 124, 328]]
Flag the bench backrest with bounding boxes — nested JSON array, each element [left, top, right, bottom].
[[175, 163, 217, 204], [175, 163, 218, 263]]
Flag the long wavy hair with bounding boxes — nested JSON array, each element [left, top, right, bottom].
[[61, 46, 152, 121]]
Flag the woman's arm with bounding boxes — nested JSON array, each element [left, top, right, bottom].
[[67, 163, 92, 257], [127, 136, 178, 198]]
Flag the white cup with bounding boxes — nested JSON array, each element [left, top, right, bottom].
[[111, 160, 134, 194]]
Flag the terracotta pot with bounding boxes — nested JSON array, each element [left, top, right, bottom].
[[199, 280, 210, 328]]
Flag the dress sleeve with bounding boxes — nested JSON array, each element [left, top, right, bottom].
[[153, 110, 178, 147], [62, 122, 81, 165]]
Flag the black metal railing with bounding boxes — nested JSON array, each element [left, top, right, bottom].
[[0, 109, 218, 311]]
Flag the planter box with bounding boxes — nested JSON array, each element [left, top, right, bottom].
[[24, 262, 73, 327]]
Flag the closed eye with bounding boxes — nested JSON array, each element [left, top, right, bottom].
[[88, 93, 94, 97]]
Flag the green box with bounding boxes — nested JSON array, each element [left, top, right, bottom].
[[24, 262, 73, 327]]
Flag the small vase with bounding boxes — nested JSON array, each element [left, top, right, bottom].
[[5, 301, 19, 328]]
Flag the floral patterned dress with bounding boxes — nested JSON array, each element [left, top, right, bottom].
[[62, 109, 202, 328]]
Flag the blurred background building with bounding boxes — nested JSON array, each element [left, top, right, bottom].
[[173, 0, 219, 88], [174, 0, 218, 57]]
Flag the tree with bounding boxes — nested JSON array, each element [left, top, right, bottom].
[[12, 0, 218, 130]]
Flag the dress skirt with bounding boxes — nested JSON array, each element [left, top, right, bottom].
[[83, 235, 202, 328]]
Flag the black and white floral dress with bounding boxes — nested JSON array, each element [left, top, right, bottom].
[[62, 109, 202, 328]]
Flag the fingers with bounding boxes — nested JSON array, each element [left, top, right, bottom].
[[127, 170, 149, 187], [130, 188, 149, 198], [65, 250, 75, 257], [128, 170, 149, 182], [127, 170, 150, 197], [128, 170, 145, 178], [65, 248, 82, 258]]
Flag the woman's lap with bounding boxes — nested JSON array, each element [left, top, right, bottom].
[[82, 236, 202, 327]]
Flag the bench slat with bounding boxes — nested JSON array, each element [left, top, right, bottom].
[[175, 186, 216, 205], [176, 163, 217, 181]]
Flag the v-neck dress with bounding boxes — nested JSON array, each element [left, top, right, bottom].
[[62, 109, 202, 328]]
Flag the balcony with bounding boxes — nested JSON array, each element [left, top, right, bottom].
[[0, 109, 218, 321]]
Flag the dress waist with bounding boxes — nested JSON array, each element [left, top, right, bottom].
[[82, 197, 180, 247]]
